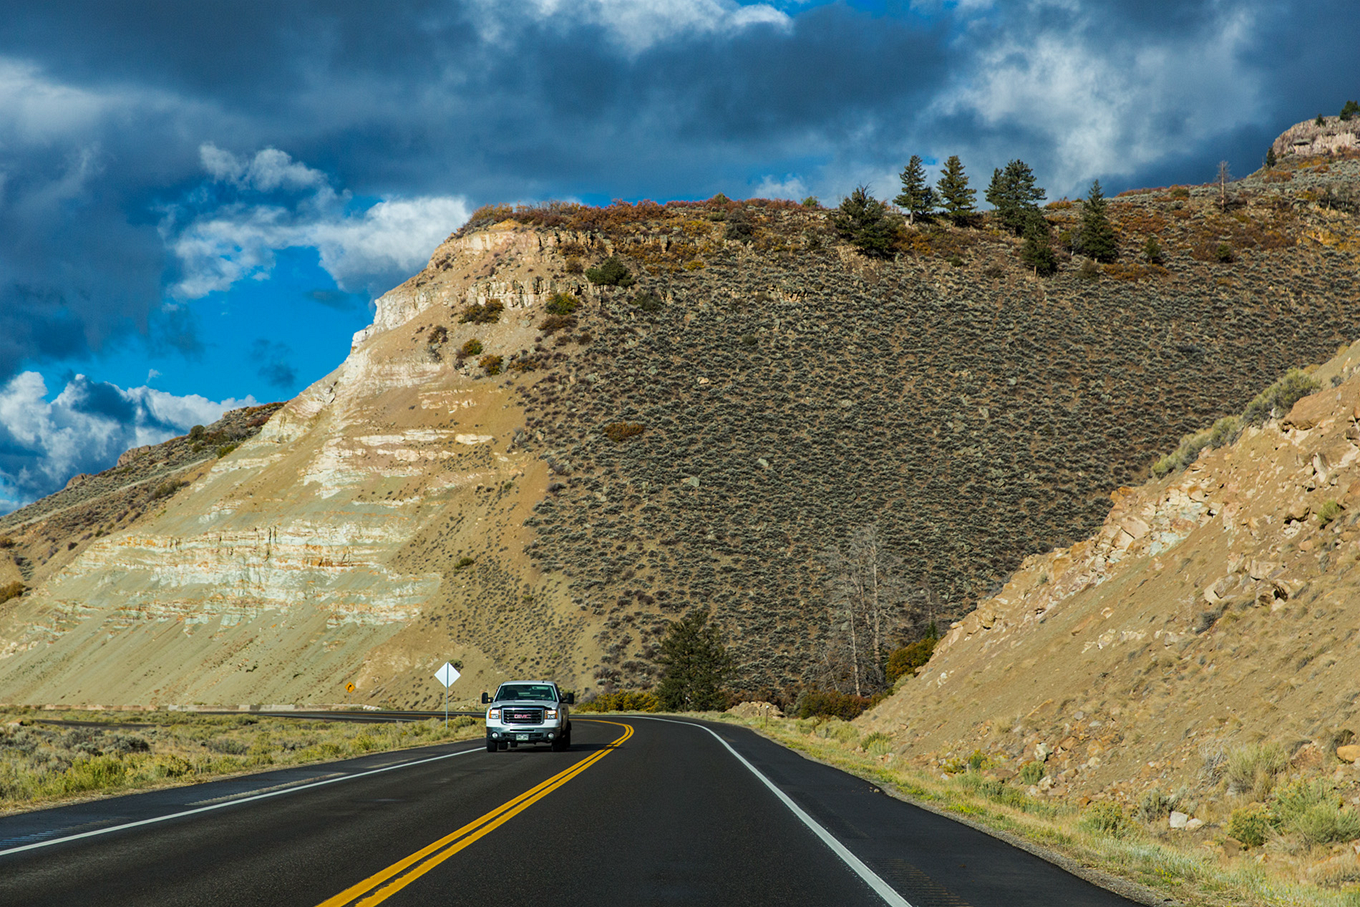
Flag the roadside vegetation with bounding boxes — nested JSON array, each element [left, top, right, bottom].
[[0, 709, 481, 814], [699, 711, 1360, 907]]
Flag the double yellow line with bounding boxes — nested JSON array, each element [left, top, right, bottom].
[[316, 721, 632, 907]]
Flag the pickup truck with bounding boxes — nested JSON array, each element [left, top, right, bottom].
[[481, 681, 574, 752]]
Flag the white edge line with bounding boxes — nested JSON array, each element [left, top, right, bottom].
[[631, 716, 914, 907], [0, 744, 484, 858]]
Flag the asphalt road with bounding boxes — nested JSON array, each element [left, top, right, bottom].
[[0, 716, 1145, 907]]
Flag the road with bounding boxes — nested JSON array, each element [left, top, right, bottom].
[[0, 716, 1146, 907]]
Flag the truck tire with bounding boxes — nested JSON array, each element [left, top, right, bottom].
[[486, 736, 497, 753]]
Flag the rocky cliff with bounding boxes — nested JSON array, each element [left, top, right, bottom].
[[0, 150, 1358, 707]]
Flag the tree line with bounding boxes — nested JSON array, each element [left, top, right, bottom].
[[832, 155, 1118, 274]]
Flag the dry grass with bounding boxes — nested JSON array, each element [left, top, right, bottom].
[[0, 708, 481, 814], [708, 712, 1360, 907]]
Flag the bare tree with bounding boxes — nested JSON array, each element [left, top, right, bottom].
[[819, 523, 910, 696], [1217, 160, 1231, 211]]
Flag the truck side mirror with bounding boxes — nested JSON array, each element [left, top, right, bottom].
[[565, 692, 575, 705], [480, 692, 489, 704]]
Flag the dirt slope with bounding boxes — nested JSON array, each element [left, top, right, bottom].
[[862, 339, 1360, 820]]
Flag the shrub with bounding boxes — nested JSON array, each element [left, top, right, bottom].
[[793, 688, 882, 720], [1214, 242, 1234, 263], [860, 732, 893, 755], [1241, 369, 1319, 426], [577, 690, 660, 713], [1019, 761, 1046, 785], [0, 537, 15, 549], [885, 634, 937, 683], [539, 314, 576, 335], [478, 355, 503, 376], [1138, 789, 1176, 823], [215, 443, 238, 458], [1272, 778, 1360, 846], [1341, 100, 1359, 122], [1228, 803, 1274, 847], [585, 256, 635, 287], [1317, 499, 1343, 527], [1077, 259, 1100, 281], [0, 581, 26, 605], [545, 292, 580, 315], [460, 300, 505, 324], [602, 422, 645, 443], [453, 557, 475, 571], [151, 479, 188, 501], [427, 325, 448, 345], [1144, 236, 1164, 264], [632, 291, 662, 313], [459, 339, 483, 358], [1225, 742, 1287, 799], [1079, 801, 1134, 838], [724, 208, 754, 243]]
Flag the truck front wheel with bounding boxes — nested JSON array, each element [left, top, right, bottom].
[[485, 736, 497, 753]]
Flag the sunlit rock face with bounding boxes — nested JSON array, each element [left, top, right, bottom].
[[0, 223, 595, 708]]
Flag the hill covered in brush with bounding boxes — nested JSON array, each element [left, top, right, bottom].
[[0, 146, 1357, 706]]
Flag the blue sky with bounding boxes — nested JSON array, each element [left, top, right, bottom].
[[0, 0, 1357, 512]]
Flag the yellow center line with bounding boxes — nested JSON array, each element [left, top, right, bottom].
[[316, 720, 633, 907]]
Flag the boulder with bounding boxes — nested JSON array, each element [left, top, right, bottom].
[[1336, 744, 1360, 763], [1169, 810, 1189, 829]]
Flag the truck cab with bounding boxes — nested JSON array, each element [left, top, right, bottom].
[[481, 681, 574, 752]]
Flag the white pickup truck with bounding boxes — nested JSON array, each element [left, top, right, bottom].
[[481, 681, 574, 752]]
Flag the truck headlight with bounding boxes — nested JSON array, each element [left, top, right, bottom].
[[544, 708, 558, 719], [488, 708, 500, 719]]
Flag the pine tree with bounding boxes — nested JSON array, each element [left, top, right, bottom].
[[894, 155, 935, 224], [1076, 180, 1117, 263], [935, 155, 976, 225], [984, 159, 1046, 235], [831, 186, 895, 257], [1341, 100, 1360, 122], [1019, 211, 1057, 276], [655, 609, 732, 711]]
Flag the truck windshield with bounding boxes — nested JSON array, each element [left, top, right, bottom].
[[495, 685, 556, 702]]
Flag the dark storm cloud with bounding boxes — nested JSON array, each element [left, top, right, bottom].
[[0, 0, 1356, 391]]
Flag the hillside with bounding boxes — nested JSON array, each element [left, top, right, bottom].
[[859, 335, 1360, 857], [0, 143, 1358, 707]]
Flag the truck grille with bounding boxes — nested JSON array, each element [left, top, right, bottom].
[[503, 707, 544, 725]]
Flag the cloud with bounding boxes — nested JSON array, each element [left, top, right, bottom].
[[0, 372, 256, 512], [166, 145, 469, 299]]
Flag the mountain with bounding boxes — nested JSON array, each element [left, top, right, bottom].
[[860, 335, 1360, 818], [0, 142, 1358, 707]]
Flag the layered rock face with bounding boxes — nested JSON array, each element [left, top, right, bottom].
[[1272, 116, 1360, 160], [0, 223, 603, 707], [863, 340, 1360, 813]]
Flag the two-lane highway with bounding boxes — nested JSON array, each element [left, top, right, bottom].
[[0, 717, 1146, 906]]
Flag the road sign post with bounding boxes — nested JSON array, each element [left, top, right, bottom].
[[435, 662, 461, 726]]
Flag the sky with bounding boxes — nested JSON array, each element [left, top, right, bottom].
[[0, 0, 1356, 512]]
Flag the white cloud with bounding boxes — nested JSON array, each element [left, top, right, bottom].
[[931, 4, 1262, 194], [750, 173, 809, 200], [168, 145, 470, 299], [472, 0, 791, 54], [0, 371, 256, 513]]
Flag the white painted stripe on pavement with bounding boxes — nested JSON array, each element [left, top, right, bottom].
[[0, 745, 484, 858], [632, 716, 914, 907]]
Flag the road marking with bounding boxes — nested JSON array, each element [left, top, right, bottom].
[[315, 721, 633, 907], [636, 716, 915, 907], [0, 746, 484, 858]]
